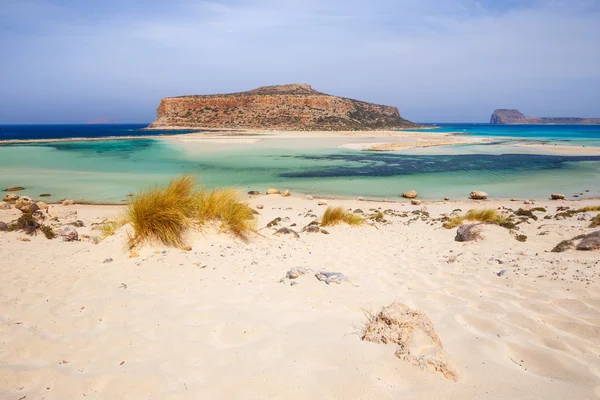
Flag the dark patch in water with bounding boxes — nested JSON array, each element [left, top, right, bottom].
[[279, 153, 600, 178]]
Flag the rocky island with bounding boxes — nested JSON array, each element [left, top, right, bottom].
[[148, 84, 420, 131], [490, 109, 600, 125]]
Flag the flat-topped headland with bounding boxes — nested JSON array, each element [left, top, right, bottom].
[[491, 109, 600, 125], [148, 84, 422, 131]]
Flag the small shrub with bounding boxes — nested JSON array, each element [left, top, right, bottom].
[[9, 212, 40, 235], [40, 225, 55, 239], [322, 206, 364, 227], [532, 207, 547, 213], [515, 234, 528, 242], [444, 208, 510, 229], [590, 214, 600, 228], [515, 208, 538, 220], [552, 240, 574, 253]]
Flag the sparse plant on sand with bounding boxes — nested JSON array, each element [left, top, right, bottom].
[[321, 206, 364, 227], [444, 208, 511, 229], [578, 205, 600, 212], [590, 214, 600, 228], [193, 188, 256, 240], [124, 176, 256, 248]]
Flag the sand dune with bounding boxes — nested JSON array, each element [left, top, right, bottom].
[[1, 197, 599, 399]]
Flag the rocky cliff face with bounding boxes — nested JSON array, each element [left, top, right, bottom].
[[148, 84, 419, 130], [491, 109, 600, 125]]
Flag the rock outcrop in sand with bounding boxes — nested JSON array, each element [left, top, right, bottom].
[[148, 84, 419, 131], [362, 302, 459, 381], [490, 109, 600, 125]]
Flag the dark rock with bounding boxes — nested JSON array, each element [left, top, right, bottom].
[[455, 224, 483, 242], [576, 231, 600, 251], [39, 193, 52, 197], [247, 191, 260, 195], [273, 227, 299, 238], [315, 271, 349, 285], [103, 258, 114, 263], [4, 186, 25, 192], [267, 217, 282, 228], [58, 225, 78, 242], [0, 221, 8, 231]]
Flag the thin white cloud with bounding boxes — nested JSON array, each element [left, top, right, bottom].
[[0, 0, 598, 122]]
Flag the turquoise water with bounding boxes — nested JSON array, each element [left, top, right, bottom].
[[1, 136, 599, 202], [420, 123, 600, 146]]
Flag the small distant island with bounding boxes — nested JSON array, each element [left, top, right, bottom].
[[490, 109, 600, 125], [148, 84, 421, 131]]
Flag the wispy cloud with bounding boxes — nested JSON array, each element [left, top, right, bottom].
[[0, 0, 598, 122]]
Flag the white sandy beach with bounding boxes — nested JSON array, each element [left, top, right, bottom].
[[1, 195, 599, 399]]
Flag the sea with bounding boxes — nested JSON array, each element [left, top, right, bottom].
[[1, 123, 599, 203]]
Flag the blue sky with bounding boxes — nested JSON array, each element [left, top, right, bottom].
[[1, 0, 599, 123]]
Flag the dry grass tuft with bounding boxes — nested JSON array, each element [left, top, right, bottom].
[[444, 208, 510, 229], [125, 177, 256, 248], [126, 176, 196, 249], [321, 206, 364, 227], [591, 214, 600, 228], [193, 188, 256, 240], [578, 205, 600, 212]]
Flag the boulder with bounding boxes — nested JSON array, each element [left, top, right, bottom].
[[256, 204, 264, 210], [4, 186, 25, 192], [411, 199, 422, 206], [361, 302, 459, 381], [39, 193, 52, 197], [247, 190, 260, 195], [3, 194, 19, 202], [266, 189, 280, 195], [551, 193, 565, 200], [455, 224, 483, 242], [402, 190, 418, 199], [576, 231, 600, 251], [0, 221, 8, 231], [318, 200, 328, 206], [281, 190, 291, 197], [58, 225, 78, 242], [0, 201, 11, 210], [305, 195, 314, 200], [444, 197, 449, 201], [470, 191, 488, 200], [36, 201, 49, 210], [62, 199, 74, 206], [15, 198, 39, 214], [357, 196, 365, 201]]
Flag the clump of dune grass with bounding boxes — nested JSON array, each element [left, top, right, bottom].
[[591, 214, 600, 228], [125, 177, 256, 248], [321, 206, 364, 227], [98, 218, 128, 239], [126, 176, 197, 249], [578, 205, 600, 212], [193, 188, 256, 240], [444, 208, 511, 229]]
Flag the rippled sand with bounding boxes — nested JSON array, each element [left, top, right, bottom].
[[1, 197, 599, 399]]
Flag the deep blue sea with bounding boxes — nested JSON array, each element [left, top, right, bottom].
[[0, 123, 599, 202], [0, 124, 201, 141]]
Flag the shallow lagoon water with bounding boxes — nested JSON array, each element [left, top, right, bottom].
[[1, 136, 599, 203]]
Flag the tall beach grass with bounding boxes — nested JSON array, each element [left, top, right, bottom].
[[444, 208, 510, 229], [125, 176, 255, 248], [321, 206, 364, 227]]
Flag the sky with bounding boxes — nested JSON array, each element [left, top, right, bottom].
[[1, 0, 599, 123]]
